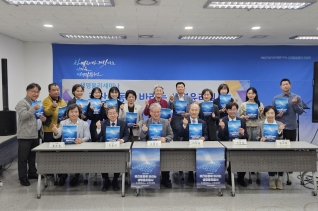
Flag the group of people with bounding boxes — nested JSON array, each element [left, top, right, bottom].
[[15, 79, 304, 191]]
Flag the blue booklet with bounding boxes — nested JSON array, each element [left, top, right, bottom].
[[126, 112, 137, 128], [189, 123, 202, 140], [149, 124, 162, 140], [105, 126, 120, 142], [201, 102, 214, 116], [58, 106, 67, 121], [32, 100, 43, 119], [160, 108, 172, 119], [90, 98, 101, 114], [246, 103, 258, 120], [263, 124, 278, 142], [220, 94, 231, 108], [275, 98, 288, 115], [105, 99, 118, 108], [175, 100, 187, 115], [228, 120, 241, 139], [76, 99, 89, 115], [62, 125, 77, 144]]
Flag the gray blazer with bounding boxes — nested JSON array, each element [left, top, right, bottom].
[[168, 94, 194, 130], [140, 118, 173, 142], [118, 103, 143, 136], [255, 120, 283, 141], [53, 118, 90, 142]]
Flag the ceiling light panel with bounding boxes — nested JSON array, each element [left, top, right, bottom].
[[3, 0, 115, 6], [60, 34, 126, 39]]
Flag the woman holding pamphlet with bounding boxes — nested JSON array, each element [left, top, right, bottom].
[[118, 90, 143, 142], [255, 106, 286, 190], [52, 104, 90, 187], [87, 87, 104, 142], [102, 86, 124, 120], [67, 84, 88, 121], [239, 87, 265, 141], [213, 84, 237, 120], [198, 88, 220, 141]]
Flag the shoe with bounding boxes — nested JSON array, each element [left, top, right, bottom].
[[28, 174, 44, 179], [84, 179, 88, 185], [161, 180, 172, 188], [238, 179, 248, 187], [269, 177, 276, 190], [20, 178, 30, 186], [102, 179, 111, 192], [58, 174, 68, 186], [70, 176, 79, 187], [276, 176, 283, 190], [112, 180, 120, 191]]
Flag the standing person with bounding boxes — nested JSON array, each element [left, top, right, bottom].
[[67, 84, 88, 120], [102, 86, 124, 120], [198, 88, 220, 141], [143, 85, 168, 117], [86, 87, 104, 142], [15, 83, 46, 186], [42, 83, 67, 142], [272, 78, 304, 141], [168, 82, 193, 141], [213, 83, 237, 119], [118, 90, 143, 142], [239, 87, 265, 141]]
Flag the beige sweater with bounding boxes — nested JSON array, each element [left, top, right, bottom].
[[239, 102, 265, 127]]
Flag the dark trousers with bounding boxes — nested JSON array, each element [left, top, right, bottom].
[[283, 129, 297, 141], [18, 139, 39, 180], [102, 173, 120, 181], [43, 132, 61, 143], [161, 171, 170, 181], [172, 129, 180, 141], [269, 172, 284, 177], [227, 163, 246, 181]]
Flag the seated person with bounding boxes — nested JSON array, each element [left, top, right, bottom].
[[218, 102, 249, 187], [256, 105, 285, 190], [96, 106, 129, 192], [52, 104, 90, 186], [178, 103, 208, 183], [140, 103, 173, 188]]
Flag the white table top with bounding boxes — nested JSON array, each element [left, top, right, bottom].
[[32, 142, 132, 151], [132, 141, 224, 149], [0, 135, 17, 144], [220, 141, 318, 150]]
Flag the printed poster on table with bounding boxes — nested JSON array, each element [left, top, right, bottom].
[[62, 125, 77, 144], [196, 148, 225, 188], [131, 148, 160, 189]]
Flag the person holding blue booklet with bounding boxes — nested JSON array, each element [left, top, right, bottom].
[[198, 88, 220, 141], [213, 84, 237, 120], [218, 102, 249, 187], [255, 106, 285, 190], [272, 78, 304, 141], [87, 87, 104, 142], [102, 86, 124, 120], [118, 90, 143, 142], [67, 84, 88, 121], [140, 103, 173, 188], [239, 87, 265, 140], [168, 82, 194, 141], [96, 106, 129, 192]]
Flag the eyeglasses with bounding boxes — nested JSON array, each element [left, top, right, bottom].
[[28, 90, 40, 94]]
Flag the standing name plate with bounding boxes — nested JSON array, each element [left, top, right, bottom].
[[49, 142, 65, 148], [105, 142, 120, 148], [189, 139, 203, 146], [276, 139, 290, 146], [147, 141, 161, 147], [233, 139, 247, 145]]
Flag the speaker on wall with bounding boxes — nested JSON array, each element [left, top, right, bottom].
[[312, 62, 318, 122]]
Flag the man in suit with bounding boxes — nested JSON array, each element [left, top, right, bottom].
[[140, 103, 173, 188], [178, 103, 208, 183], [168, 82, 194, 141], [218, 102, 249, 187], [96, 106, 129, 192]]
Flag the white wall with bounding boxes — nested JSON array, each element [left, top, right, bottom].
[[0, 34, 25, 111], [24, 42, 53, 101]]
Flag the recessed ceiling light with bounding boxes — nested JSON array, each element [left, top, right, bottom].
[[179, 35, 242, 40], [116, 26, 124, 29], [250, 35, 268, 38], [3, 0, 115, 6], [44, 24, 53, 28], [135, 0, 160, 6], [60, 33, 126, 39], [185, 26, 193, 30], [290, 35, 318, 40], [252, 26, 261, 30], [138, 35, 154, 38], [203, 0, 316, 10]]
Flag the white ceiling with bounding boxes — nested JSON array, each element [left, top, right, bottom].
[[0, 0, 318, 45]]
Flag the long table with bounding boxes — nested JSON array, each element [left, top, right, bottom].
[[132, 141, 225, 196], [220, 141, 318, 197], [32, 142, 131, 199]]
